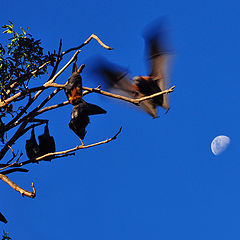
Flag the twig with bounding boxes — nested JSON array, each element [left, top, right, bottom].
[[0, 122, 28, 161], [63, 34, 112, 55], [4, 60, 52, 97], [0, 168, 29, 175], [0, 153, 23, 171], [36, 101, 70, 115], [81, 86, 175, 105], [0, 174, 36, 198], [0, 153, 75, 168], [19, 127, 122, 164], [44, 50, 81, 86]]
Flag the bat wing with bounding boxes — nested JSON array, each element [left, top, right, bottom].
[[38, 135, 56, 154], [92, 57, 137, 97], [38, 125, 56, 161], [69, 115, 89, 140], [0, 212, 7, 224], [82, 102, 107, 116], [72, 101, 107, 117], [25, 128, 41, 159], [144, 20, 171, 111]]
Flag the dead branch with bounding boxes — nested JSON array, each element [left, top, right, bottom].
[[18, 127, 122, 164], [0, 174, 36, 198], [36, 101, 69, 115], [45, 50, 81, 86], [0, 153, 75, 169], [0, 153, 23, 171], [4, 60, 52, 97], [82, 85, 175, 105], [62, 34, 113, 55], [0, 168, 29, 175]]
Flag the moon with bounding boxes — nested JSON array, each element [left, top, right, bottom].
[[211, 135, 230, 155]]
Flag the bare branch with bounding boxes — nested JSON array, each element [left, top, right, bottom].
[[18, 127, 122, 164], [81, 86, 175, 105], [0, 168, 29, 175], [63, 34, 113, 55], [0, 153, 23, 171], [0, 174, 36, 198], [45, 50, 81, 85], [0, 122, 28, 161], [4, 60, 52, 97], [36, 101, 69, 115]]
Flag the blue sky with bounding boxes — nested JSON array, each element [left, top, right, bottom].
[[0, 0, 240, 239]]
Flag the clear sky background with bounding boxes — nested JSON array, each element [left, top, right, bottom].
[[0, 0, 240, 239]]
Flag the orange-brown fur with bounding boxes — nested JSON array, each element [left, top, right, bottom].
[[68, 88, 82, 104]]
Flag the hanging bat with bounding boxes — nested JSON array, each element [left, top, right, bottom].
[[0, 212, 7, 224], [38, 124, 56, 161], [25, 128, 41, 159], [65, 62, 83, 105], [92, 20, 171, 118], [69, 100, 107, 140]]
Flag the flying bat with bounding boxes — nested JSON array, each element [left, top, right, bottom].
[[38, 124, 56, 160], [92, 20, 171, 118], [0, 212, 7, 224], [69, 100, 107, 141], [25, 128, 41, 159], [65, 62, 83, 105]]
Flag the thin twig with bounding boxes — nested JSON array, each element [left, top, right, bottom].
[[44, 50, 81, 86], [81, 86, 175, 105], [19, 127, 122, 164], [0, 174, 36, 198], [37, 101, 70, 115], [0, 153, 23, 171], [0, 168, 29, 175], [0, 153, 75, 168]]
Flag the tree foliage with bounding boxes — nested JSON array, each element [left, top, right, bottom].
[[0, 21, 56, 117]]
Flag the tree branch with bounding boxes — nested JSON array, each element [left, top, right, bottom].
[[0, 168, 29, 175], [0, 174, 36, 198], [62, 34, 113, 55], [81, 85, 175, 105], [16, 127, 122, 166]]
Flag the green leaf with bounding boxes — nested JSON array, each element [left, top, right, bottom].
[[8, 20, 13, 26], [20, 27, 26, 35], [3, 29, 13, 34], [2, 25, 10, 29]]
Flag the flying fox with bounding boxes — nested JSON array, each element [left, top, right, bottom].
[[38, 124, 56, 161], [69, 101, 107, 141], [65, 62, 82, 105], [92, 21, 171, 118], [25, 128, 41, 159]]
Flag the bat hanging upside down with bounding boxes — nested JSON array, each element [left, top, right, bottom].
[[65, 62, 83, 105], [25, 127, 41, 159], [25, 124, 56, 161], [38, 123, 56, 161], [92, 20, 172, 118], [69, 100, 107, 142]]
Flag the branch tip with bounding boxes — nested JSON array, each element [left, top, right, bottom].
[[112, 127, 122, 140]]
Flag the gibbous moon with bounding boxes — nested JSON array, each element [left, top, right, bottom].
[[211, 135, 230, 155]]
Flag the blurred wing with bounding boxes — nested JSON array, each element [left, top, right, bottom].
[[143, 20, 171, 110], [150, 53, 169, 110], [92, 57, 137, 97]]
